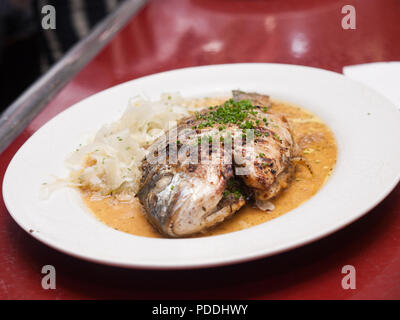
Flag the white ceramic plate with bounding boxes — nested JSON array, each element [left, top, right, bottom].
[[4, 64, 400, 269]]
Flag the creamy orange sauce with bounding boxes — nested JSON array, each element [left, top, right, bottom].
[[82, 99, 337, 238]]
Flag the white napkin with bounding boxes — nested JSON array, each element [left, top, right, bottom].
[[343, 62, 400, 109]]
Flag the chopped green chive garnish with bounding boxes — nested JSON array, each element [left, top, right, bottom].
[[273, 133, 282, 142], [193, 99, 266, 130]]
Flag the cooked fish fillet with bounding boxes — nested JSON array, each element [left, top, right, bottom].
[[232, 90, 301, 200], [137, 121, 246, 237], [137, 90, 301, 237]]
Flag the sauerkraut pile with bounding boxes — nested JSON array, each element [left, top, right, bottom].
[[58, 93, 204, 198]]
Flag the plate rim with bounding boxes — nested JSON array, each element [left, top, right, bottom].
[[3, 62, 400, 269]]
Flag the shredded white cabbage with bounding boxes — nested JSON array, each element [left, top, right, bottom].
[[61, 93, 203, 196]]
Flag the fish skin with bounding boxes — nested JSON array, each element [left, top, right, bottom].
[[232, 90, 301, 201], [137, 119, 245, 237], [137, 159, 244, 237], [137, 91, 300, 237]]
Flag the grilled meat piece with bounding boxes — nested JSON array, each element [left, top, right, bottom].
[[137, 120, 245, 237], [232, 90, 301, 200], [137, 90, 301, 237]]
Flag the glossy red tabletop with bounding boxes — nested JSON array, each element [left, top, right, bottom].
[[1, 0, 400, 300]]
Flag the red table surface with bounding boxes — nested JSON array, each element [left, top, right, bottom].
[[1, 0, 400, 300]]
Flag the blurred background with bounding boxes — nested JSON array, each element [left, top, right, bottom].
[[1, 0, 399, 114], [0, 0, 122, 111]]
